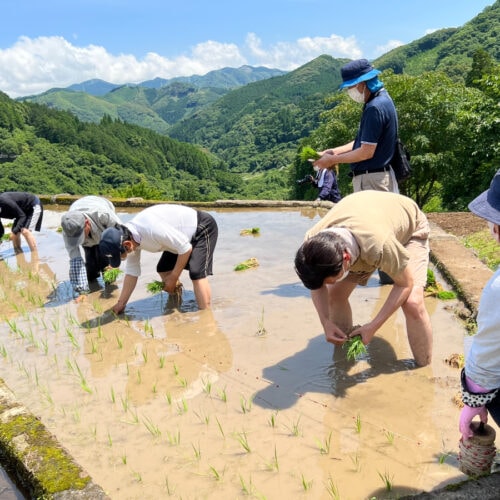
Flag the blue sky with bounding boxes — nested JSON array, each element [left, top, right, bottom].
[[0, 0, 495, 98]]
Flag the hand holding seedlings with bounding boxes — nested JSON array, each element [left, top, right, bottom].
[[342, 325, 367, 361]]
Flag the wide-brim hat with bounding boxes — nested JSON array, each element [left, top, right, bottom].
[[99, 226, 125, 268], [61, 211, 86, 247], [339, 59, 381, 89], [468, 169, 500, 225]]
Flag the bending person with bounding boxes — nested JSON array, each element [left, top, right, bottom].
[[294, 190, 432, 367], [61, 196, 122, 295], [99, 204, 218, 313], [0, 191, 43, 252]]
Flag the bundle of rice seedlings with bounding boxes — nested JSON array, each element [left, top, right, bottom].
[[146, 280, 164, 294], [234, 257, 259, 271], [299, 146, 321, 162], [343, 326, 367, 361], [103, 268, 123, 284], [240, 227, 260, 236]]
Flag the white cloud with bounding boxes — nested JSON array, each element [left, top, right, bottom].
[[0, 34, 362, 98], [373, 39, 404, 58]]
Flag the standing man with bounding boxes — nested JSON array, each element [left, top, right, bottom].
[[0, 191, 43, 253], [459, 170, 500, 439], [294, 190, 432, 367], [99, 204, 218, 313], [61, 196, 122, 295], [314, 59, 399, 194]]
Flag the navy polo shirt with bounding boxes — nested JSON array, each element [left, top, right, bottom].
[[350, 89, 398, 173]]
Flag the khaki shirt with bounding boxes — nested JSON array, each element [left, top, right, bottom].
[[305, 191, 429, 278]]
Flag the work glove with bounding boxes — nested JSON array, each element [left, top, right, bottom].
[[459, 368, 497, 440], [459, 404, 488, 440]]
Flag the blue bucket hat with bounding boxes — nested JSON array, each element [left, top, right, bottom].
[[468, 169, 500, 226], [339, 59, 381, 89], [99, 226, 125, 268]]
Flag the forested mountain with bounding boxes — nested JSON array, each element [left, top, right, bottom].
[[19, 66, 286, 133], [169, 55, 348, 174], [1, 1, 499, 207], [375, 1, 499, 78], [0, 92, 239, 201]]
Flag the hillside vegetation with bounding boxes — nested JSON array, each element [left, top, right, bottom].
[[1, 1, 499, 206]]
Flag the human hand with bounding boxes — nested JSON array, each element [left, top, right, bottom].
[[348, 324, 376, 346], [459, 405, 488, 440], [324, 323, 348, 346], [163, 276, 179, 294], [112, 301, 126, 315]]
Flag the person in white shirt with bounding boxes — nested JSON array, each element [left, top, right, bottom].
[[61, 196, 122, 295], [459, 170, 500, 440], [99, 204, 218, 313]]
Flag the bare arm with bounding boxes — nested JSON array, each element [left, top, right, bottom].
[[315, 143, 376, 170], [112, 274, 139, 314]]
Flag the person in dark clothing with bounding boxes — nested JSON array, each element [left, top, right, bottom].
[[0, 191, 43, 252], [312, 165, 342, 203]]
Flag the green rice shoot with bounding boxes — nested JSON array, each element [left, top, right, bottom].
[[103, 268, 123, 284], [343, 335, 367, 361], [299, 146, 321, 162], [147, 281, 164, 294]]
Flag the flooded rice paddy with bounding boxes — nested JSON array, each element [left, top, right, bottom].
[[0, 205, 490, 499]]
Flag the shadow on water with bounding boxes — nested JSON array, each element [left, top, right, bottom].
[[254, 335, 417, 410]]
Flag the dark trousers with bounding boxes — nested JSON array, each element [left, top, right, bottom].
[[84, 245, 108, 281]]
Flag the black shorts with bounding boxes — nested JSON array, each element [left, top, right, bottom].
[[156, 211, 218, 280]]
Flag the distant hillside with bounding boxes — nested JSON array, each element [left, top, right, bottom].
[[18, 66, 287, 133], [374, 1, 499, 78], [168, 55, 348, 173]]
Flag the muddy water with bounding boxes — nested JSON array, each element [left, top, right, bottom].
[[0, 206, 491, 499]]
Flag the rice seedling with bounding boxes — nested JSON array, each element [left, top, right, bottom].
[[192, 442, 201, 460], [268, 411, 278, 428], [343, 334, 367, 361], [316, 431, 332, 455], [286, 415, 301, 437], [240, 394, 253, 414], [202, 377, 212, 395], [325, 476, 340, 499], [120, 395, 130, 412], [164, 476, 175, 496], [65, 327, 79, 349], [209, 465, 224, 481], [173, 362, 179, 375], [234, 257, 259, 271], [115, 333, 123, 349], [299, 146, 321, 162], [146, 280, 164, 294], [110, 387, 116, 404], [132, 471, 142, 483], [235, 430, 251, 453], [350, 453, 361, 472], [301, 473, 313, 491], [217, 386, 227, 403], [103, 268, 122, 284], [239, 227, 260, 236], [256, 306, 267, 336], [143, 416, 162, 439], [194, 410, 210, 426], [166, 429, 181, 446], [142, 349, 148, 364], [438, 452, 450, 464], [177, 376, 188, 388], [384, 429, 395, 444], [144, 319, 154, 337], [239, 475, 254, 496], [177, 398, 188, 414], [354, 413, 362, 433], [107, 432, 113, 447], [121, 453, 127, 465], [378, 471, 393, 491], [265, 445, 279, 472], [136, 369, 142, 384], [159, 355, 166, 368], [0, 345, 8, 359], [152, 381, 157, 394], [164, 392, 172, 406], [215, 417, 225, 439]]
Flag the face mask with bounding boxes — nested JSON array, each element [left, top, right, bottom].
[[347, 86, 365, 103], [313, 166, 319, 172], [335, 262, 349, 282]]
